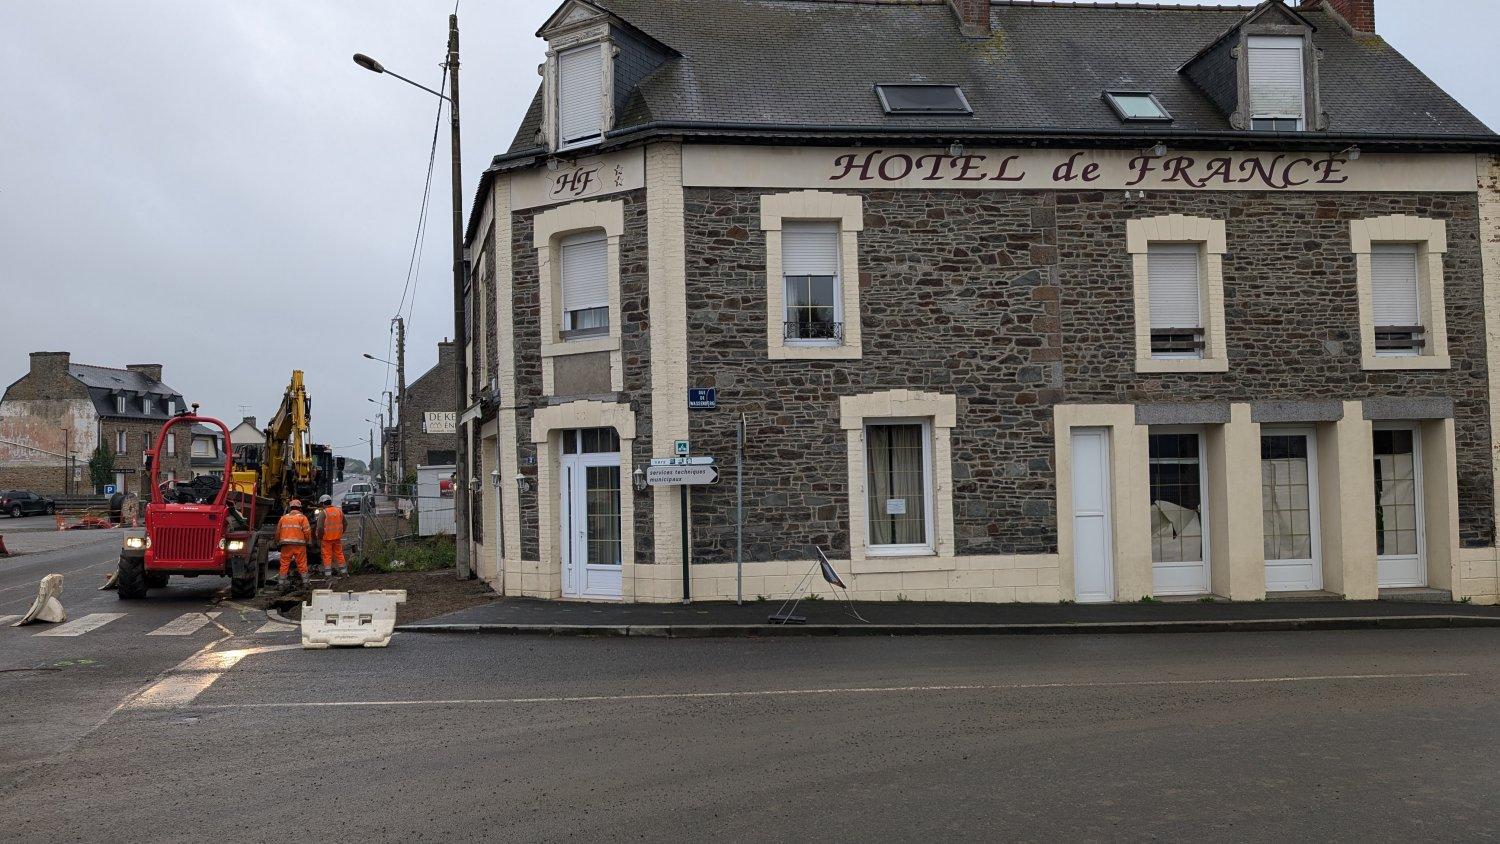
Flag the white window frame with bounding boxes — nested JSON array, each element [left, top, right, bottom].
[[1127, 215, 1229, 373], [542, 21, 615, 154], [116, 430, 127, 453], [116, 395, 127, 414], [862, 418, 936, 556], [166, 433, 176, 456], [557, 230, 611, 339], [1147, 425, 1212, 597], [780, 221, 844, 349], [1145, 242, 1206, 361], [1350, 216, 1450, 370], [760, 191, 864, 360], [840, 390, 956, 561], [533, 199, 626, 396], [556, 43, 606, 152], [141, 396, 152, 415], [1246, 35, 1307, 131]]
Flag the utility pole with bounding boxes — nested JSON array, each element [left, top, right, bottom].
[[393, 315, 406, 493], [447, 12, 472, 579], [62, 427, 70, 496]]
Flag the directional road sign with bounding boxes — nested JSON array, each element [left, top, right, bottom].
[[650, 457, 716, 467], [646, 464, 719, 486]]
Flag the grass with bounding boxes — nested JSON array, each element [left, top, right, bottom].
[[359, 535, 456, 573]]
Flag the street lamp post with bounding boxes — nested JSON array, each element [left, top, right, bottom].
[[354, 15, 472, 579]]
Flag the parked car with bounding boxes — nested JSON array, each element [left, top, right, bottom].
[[2, 490, 56, 518], [341, 491, 365, 514]]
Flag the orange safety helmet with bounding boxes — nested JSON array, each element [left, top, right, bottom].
[[289, 499, 303, 510]]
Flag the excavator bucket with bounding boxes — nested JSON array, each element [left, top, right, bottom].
[[14, 573, 66, 626]]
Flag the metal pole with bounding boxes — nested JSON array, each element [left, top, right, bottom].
[[447, 13, 472, 579], [394, 316, 406, 492], [736, 414, 744, 605], [680, 485, 691, 603], [63, 427, 70, 496]]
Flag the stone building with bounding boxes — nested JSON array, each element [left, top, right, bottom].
[[461, 0, 1500, 604], [0, 352, 193, 495], [397, 340, 460, 488]]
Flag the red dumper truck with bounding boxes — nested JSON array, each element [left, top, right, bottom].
[[117, 410, 266, 599]]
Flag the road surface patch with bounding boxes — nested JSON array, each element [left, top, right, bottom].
[[188, 671, 1469, 711], [146, 612, 222, 636], [122, 644, 299, 710], [33, 612, 126, 637]]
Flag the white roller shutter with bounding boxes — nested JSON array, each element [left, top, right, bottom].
[[781, 221, 840, 276], [557, 45, 603, 147], [1147, 243, 1202, 330], [559, 231, 608, 314], [1247, 36, 1305, 119], [1370, 243, 1420, 326]]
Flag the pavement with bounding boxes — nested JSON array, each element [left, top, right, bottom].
[[401, 594, 1500, 636], [3, 627, 1500, 839]]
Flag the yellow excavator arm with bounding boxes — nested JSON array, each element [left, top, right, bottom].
[[261, 370, 314, 502]]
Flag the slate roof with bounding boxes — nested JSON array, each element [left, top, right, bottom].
[[501, 0, 1494, 159], [68, 364, 184, 422]]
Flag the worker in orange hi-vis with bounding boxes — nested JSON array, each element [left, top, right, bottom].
[[275, 499, 313, 591], [315, 494, 347, 577]]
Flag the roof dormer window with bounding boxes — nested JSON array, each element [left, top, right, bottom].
[[557, 44, 605, 150], [1247, 36, 1306, 131]]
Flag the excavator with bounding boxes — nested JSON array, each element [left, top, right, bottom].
[[232, 370, 343, 575]]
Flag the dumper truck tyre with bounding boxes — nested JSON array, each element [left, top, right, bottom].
[[230, 571, 257, 599], [145, 572, 169, 589], [116, 557, 147, 599]]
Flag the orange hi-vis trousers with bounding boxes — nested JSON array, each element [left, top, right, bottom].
[[321, 539, 346, 570], [279, 545, 308, 577]]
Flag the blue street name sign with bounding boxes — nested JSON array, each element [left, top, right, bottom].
[[688, 387, 717, 410]]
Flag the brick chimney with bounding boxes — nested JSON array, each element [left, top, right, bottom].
[[241, 416, 257, 428], [947, 0, 991, 37], [29, 351, 71, 380], [1302, 0, 1374, 33], [126, 363, 164, 383]]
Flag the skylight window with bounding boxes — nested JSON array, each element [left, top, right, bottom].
[[875, 84, 972, 115], [1104, 91, 1173, 123]]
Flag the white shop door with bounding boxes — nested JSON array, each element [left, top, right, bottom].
[[1071, 428, 1115, 603], [1261, 429, 1323, 592], [1374, 426, 1426, 587], [559, 428, 623, 600]]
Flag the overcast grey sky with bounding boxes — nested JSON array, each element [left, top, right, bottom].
[[2, 0, 1496, 463]]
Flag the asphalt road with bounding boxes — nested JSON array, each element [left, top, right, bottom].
[[2, 625, 1498, 841], [0, 533, 296, 789]]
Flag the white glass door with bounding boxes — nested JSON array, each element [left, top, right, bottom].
[[559, 428, 623, 599], [1149, 428, 1210, 595], [1374, 426, 1425, 587], [1261, 428, 1322, 592]]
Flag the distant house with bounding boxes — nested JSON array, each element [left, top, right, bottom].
[[190, 424, 227, 479], [228, 416, 264, 464], [0, 352, 193, 494]]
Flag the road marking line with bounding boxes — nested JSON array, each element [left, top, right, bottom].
[[189, 671, 1470, 710], [122, 644, 300, 710], [0, 614, 20, 626], [256, 620, 297, 634], [146, 611, 222, 636], [33, 612, 127, 637]]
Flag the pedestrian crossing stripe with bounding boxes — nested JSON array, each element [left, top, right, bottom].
[[256, 620, 297, 634], [147, 612, 222, 636], [34, 613, 127, 637]]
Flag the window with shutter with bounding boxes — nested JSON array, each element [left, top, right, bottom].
[[559, 230, 609, 337], [1247, 36, 1305, 130], [782, 221, 842, 342], [557, 45, 603, 150], [1370, 243, 1423, 355], [1148, 243, 1204, 358]]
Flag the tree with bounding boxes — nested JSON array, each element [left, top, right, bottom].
[[88, 442, 115, 493]]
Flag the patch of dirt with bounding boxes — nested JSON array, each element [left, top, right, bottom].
[[247, 568, 497, 624]]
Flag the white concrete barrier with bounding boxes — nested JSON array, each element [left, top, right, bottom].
[[14, 573, 66, 626], [300, 589, 407, 649]]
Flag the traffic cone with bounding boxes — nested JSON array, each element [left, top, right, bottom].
[[55, 515, 65, 531], [0, 534, 8, 557]]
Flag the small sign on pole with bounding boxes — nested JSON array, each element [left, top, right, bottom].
[[674, 439, 691, 457], [104, 485, 118, 495]]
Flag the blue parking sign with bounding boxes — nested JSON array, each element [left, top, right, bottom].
[[104, 484, 118, 495]]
